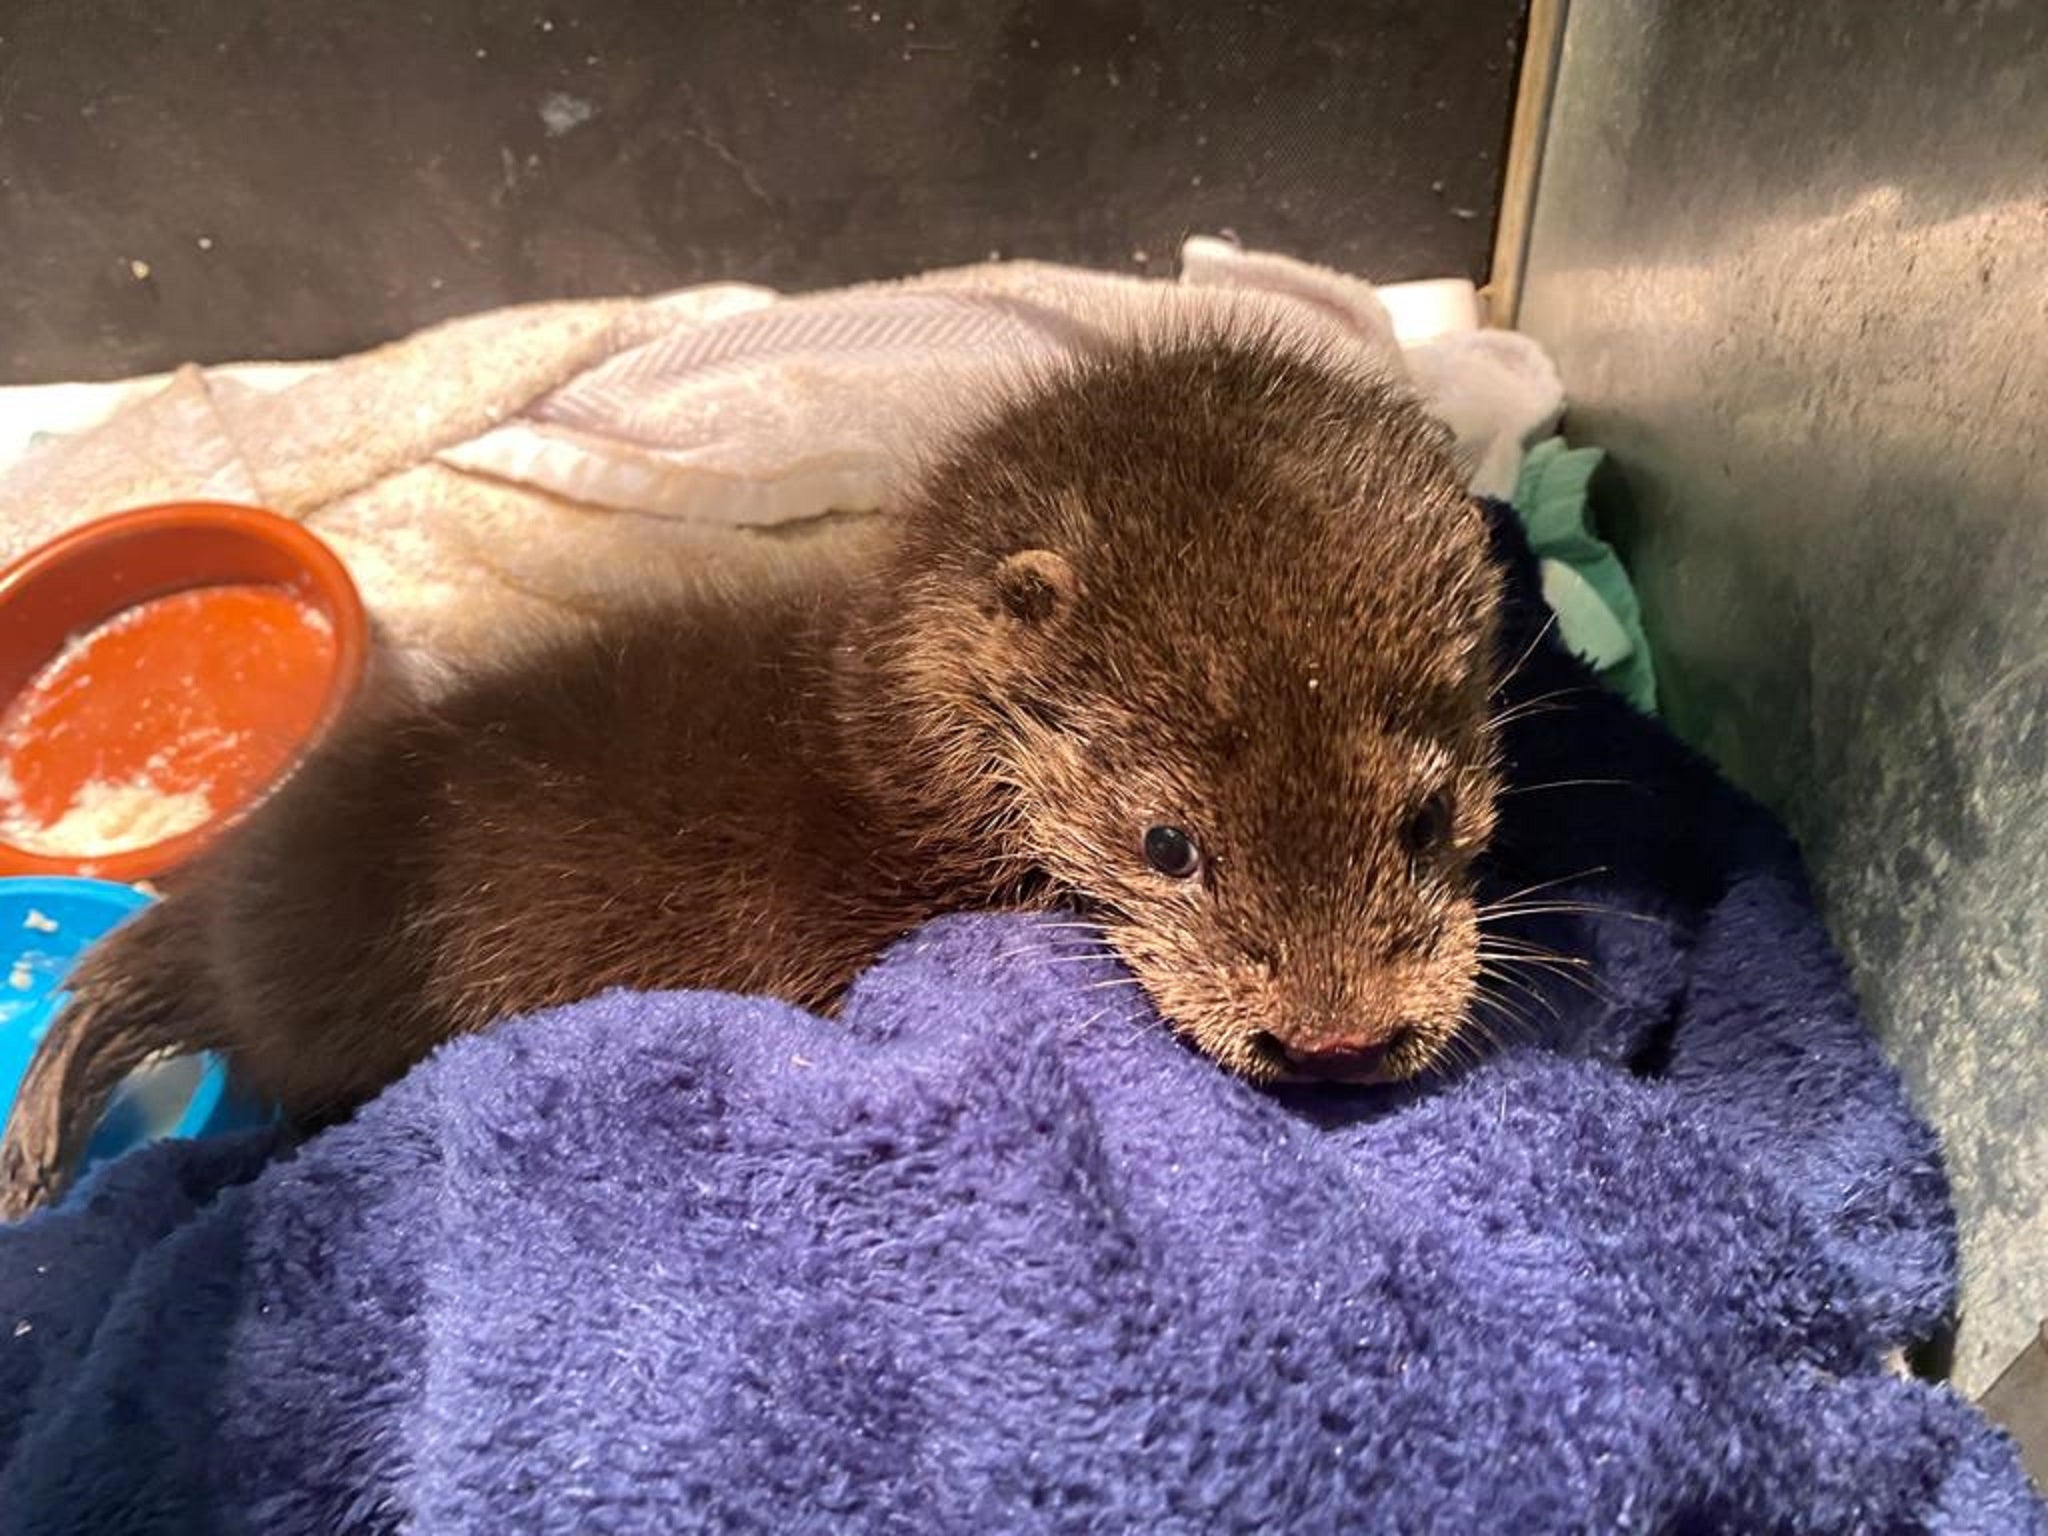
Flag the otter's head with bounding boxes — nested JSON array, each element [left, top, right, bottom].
[[861, 334, 1504, 1083]]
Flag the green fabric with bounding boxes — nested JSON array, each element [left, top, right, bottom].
[[1510, 436, 1658, 715]]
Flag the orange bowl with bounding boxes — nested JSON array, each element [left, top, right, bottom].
[[0, 502, 368, 882]]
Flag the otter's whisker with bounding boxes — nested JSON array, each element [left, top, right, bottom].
[[1476, 943, 1596, 974], [1454, 1006, 1509, 1056], [1482, 974, 1556, 1036], [1468, 984, 1534, 1041], [991, 940, 1114, 967], [1494, 610, 1560, 694], [1471, 974, 1541, 1031], [1482, 957, 1611, 1007], [1487, 682, 1598, 731], [1068, 1006, 1114, 1046], [1497, 778, 1639, 798], [1478, 901, 1666, 929], [1479, 940, 1604, 979], [1481, 867, 1613, 907], [1477, 965, 1562, 1025], [1477, 931, 1594, 960], [1481, 937, 1617, 994]]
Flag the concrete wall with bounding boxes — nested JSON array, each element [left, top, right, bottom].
[[1516, 0, 2047, 1391]]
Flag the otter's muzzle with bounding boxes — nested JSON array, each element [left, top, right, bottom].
[[1256, 1026, 1415, 1085]]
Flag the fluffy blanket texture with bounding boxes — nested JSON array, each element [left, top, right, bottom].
[[0, 514, 2039, 1533]]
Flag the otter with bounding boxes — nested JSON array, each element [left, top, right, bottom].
[[0, 328, 1505, 1218]]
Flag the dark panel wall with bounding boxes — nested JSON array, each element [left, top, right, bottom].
[[0, 0, 1527, 382]]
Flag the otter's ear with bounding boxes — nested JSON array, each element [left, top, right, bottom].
[[991, 549, 1076, 625]]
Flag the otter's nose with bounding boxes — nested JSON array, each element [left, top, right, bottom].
[[1254, 1025, 1416, 1084]]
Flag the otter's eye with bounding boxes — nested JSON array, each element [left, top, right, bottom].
[[1143, 824, 1202, 879], [1401, 792, 1455, 865]]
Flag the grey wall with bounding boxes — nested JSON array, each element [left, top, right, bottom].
[[1517, 0, 2047, 1391], [0, 0, 1526, 383]]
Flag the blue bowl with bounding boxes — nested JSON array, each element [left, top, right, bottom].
[[0, 875, 261, 1175]]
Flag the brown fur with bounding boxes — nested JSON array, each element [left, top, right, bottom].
[[0, 329, 1502, 1218]]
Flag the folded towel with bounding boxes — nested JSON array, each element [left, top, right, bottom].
[[0, 241, 1562, 690], [1, 511, 2036, 1533]]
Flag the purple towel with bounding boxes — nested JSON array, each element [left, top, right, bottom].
[[1, 513, 2040, 1533]]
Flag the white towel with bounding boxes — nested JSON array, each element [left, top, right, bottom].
[[0, 239, 1565, 680]]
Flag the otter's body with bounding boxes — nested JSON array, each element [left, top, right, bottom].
[[2, 330, 1506, 1216], [156, 583, 985, 1119]]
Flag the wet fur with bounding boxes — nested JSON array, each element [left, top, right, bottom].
[[0, 330, 1502, 1217]]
